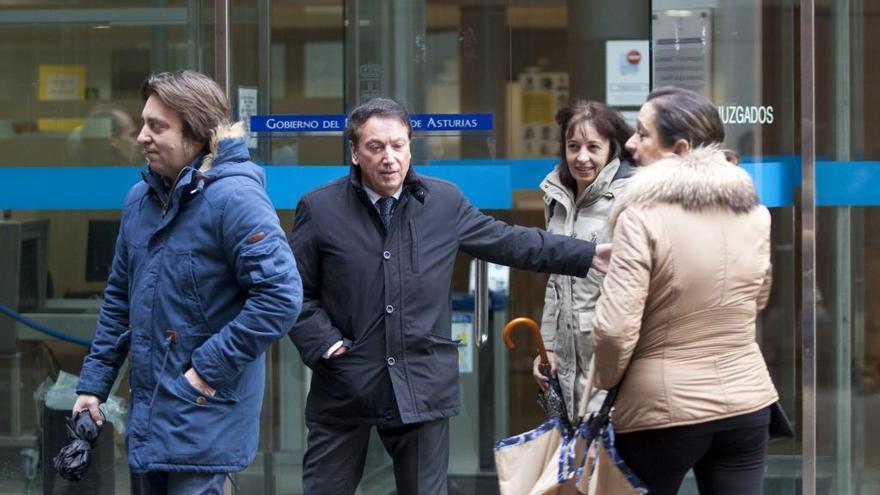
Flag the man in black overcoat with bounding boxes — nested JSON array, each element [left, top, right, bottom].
[[289, 97, 609, 494]]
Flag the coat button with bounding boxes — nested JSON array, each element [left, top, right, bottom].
[[196, 396, 207, 405], [387, 357, 396, 366], [383, 251, 391, 259], [385, 305, 394, 314]]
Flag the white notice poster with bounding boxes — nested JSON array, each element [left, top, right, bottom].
[[237, 86, 258, 149], [605, 40, 650, 106], [652, 9, 712, 95], [452, 314, 473, 374]]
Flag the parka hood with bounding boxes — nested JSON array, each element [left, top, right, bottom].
[[141, 122, 263, 194], [609, 146, 759, 230], [197, 122, 264, 186], [139, 121, 264, 223]]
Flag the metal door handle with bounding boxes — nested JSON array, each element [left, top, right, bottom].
[[475, 259, 489, 348]]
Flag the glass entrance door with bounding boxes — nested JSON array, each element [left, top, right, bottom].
[[652, 1, 880, 493], [650, 2, 801, 492], [243, 1, 652, 493]]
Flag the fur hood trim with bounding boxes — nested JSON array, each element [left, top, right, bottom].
[[199, 122, 247, 172], [609, 146, 759, 229]]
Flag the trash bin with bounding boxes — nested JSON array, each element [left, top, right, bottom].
[[42, 404, 115, 495]]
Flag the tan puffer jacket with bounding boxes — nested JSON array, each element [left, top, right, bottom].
[[592, 147, 778, 433]]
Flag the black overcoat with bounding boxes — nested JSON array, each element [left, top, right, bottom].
[[289, 168, 594, 425]]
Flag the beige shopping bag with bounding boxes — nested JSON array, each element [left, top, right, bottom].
[[576, 430, 647, 495], [495, 358, 647, 495], [494, 418, 582, 495]]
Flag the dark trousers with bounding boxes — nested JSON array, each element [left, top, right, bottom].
[[132, 471, 228, 495], [302, 417, 449, 495], [615, 408, 770, 495]]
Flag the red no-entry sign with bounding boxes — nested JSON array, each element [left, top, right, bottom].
[[627, 50, 641, 64]]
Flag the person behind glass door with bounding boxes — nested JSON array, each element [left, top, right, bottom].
[[592, 86, 779, 495], [73, 70, 302, 495], [534, 100, 635, 423], [288, 97, 612, 495], [67, 104, 141, 165]]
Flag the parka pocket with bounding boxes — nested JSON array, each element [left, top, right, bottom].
[[574, 318, 595, 365], [172, 373, 241, 404], [409, 219, 421, 273], [542, 281, 561, 324], [414, 336, 459, 409], [313, 343, 382, 406], [427, 332, 462, 347], [149, 373, 245, 465], [240, 238, 293, 284], [164, 251, 209, 325], [577, 309, 596, 333], [577, 269, 605, 310], [128, 334, 150, 393]]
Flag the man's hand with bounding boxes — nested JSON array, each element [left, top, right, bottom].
[[532, 353, 557, 392], [591, 243, 612, 274], [72, 393, 104, 427], [184, 368, 216, 397], [330, 346, 348, 358]]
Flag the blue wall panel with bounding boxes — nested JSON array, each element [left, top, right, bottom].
[[0, 165, 512, 210], [1, 159, 878, 210]]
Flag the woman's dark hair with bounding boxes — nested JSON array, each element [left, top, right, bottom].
[[646, 86, 725, 150], [555, 100, 634, 194]]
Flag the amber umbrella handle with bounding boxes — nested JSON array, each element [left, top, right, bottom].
[[502, 317, 550, 368]]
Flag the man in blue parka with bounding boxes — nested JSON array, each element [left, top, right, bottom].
[[73, 70, 302, 494]]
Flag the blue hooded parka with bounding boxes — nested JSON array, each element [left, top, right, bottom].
[[77, 123, 302, 473]]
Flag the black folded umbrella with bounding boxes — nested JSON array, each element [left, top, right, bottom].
[[535, 365, 570, 427], [53, 410, 102, 482]]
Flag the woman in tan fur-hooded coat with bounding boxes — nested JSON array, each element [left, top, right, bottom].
[[591, 87, 779, 495]]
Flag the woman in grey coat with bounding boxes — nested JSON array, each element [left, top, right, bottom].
[[533, 100, 635, 421]]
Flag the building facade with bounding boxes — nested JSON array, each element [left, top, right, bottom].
[[0, 1, 877, 493]]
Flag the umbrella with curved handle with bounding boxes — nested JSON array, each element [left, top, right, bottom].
[[503, 317, 551, 369], [503, 316, 571, 428]]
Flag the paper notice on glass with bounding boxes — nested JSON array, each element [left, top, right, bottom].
[[452, 314, 473, 374], [605, 40, 650, 106], [652, 9, 712, 96], [38, 65, 86, 101], [237, 86, 258, 149]]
